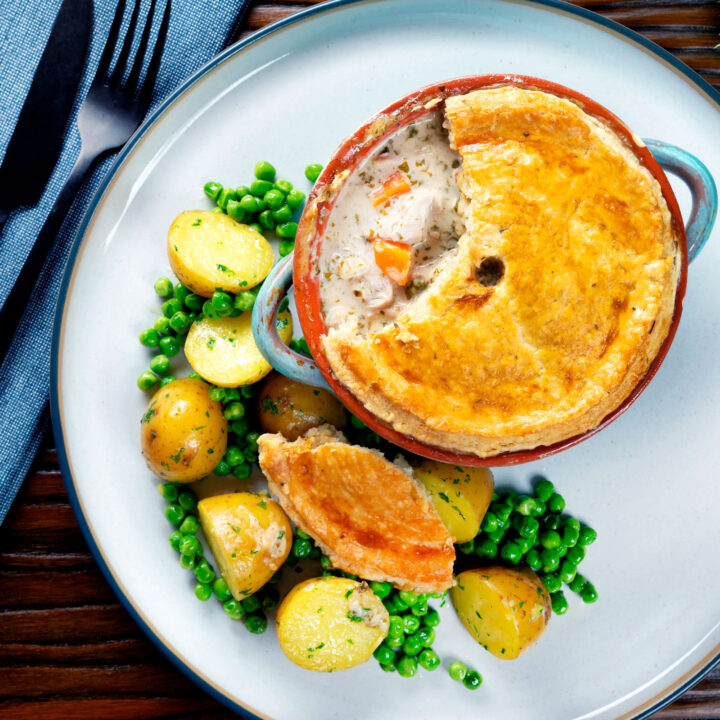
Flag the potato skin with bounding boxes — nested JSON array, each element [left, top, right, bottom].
[[276, 577, 389, 672], [185, 310, 293, 387], [168, 210, 273, 297], [140, 378, 227, 483], [451, 566, 551, 659], [257, 374, 348, 440], [198, 492, 291, 600], [413, 461, 494, 543]]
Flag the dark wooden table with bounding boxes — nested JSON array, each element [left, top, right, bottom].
[[1, 2, 719, 718]]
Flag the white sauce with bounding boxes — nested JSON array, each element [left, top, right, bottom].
[[319, 111, 463, 334]]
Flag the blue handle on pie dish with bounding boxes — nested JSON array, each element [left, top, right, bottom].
[[253, 140, 717, 388]]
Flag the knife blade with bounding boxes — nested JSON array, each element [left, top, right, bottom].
[[0, 0, 93, 228]]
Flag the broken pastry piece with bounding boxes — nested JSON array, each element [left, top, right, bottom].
[[257, 427, 455, 593]]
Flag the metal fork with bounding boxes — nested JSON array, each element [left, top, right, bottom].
[[0, 0, 171, 364]]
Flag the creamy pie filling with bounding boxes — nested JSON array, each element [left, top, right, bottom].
[[319, 111, 463, 335]]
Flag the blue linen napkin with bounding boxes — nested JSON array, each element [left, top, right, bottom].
[[0, 0, 247, 524]]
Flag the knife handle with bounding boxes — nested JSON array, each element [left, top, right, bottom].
[[0, 149, 95, 368]]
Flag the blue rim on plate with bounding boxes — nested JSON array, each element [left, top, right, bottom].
[[49, 1, 720, 718]]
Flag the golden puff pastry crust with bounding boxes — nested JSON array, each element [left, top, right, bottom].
[[322, 86, 681, 457], [258, 427, 455, 593]]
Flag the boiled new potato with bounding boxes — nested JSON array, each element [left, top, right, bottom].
[[413, 461, 493, 543], [451, 566, 551, 659], [198, 492, 291, 600], [168, 210, 273, 297], [185, 310, 293, 387], [257, 373, 348, 440], [276, 577, 389, 672], [140, 378, 227, 483]]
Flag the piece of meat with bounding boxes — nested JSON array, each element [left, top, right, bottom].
[[258, 427, 455, 593]]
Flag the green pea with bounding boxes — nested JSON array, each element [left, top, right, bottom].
[[292, 538, 312, 558], [179, 535, 200, 557], [263, 189, 284, 210], [180, 553, 197, 570], [448, 661, 467, 682], [272, 204, 292, 223], [529, 498, 546, 517], [416, 649, 438, 671], [159, 336, 181, 358], [248, 222, 264, 235], [250, 179, 273, 197], [543, 514, 561, 531], [224, 402, 245, 421], [514, 536, 532, 554], [396, 655, 418, 678], [153, 316, 171, 335], [416, 626, 434, 647], [238, 194, 259, 214], [457, 539, 475, 555], [261, 588, 279, 610], [540, 530, 562, 549], [162, 298, 182, 318], [320, 554, 333, 571], [518, 515, 539, 539], [177, 490, 198, 512], [202, 300, 221, 319], [274, 179, 293, 194], [475, 539, 498, 559], [137, 371, 159, 391], [188, 370, 200, 379], [236, 185, 250, 198], [211, 291, 233, 312], [486, 527, 505, 543], [232, 462, 251, 479], [179, 515, 200, 535], [158, 483, 178, 502], [225, 388, 241, 401], [558, 559, 577, 584], [240, 595, 262, 613], [548, 492, 566, 513], [374, 644, 395, 665], [463, 670, 482, 690], [533, 476, 555, 502], [423, 609, 440, 627], [565, 545, 585, 565], [380, 662, 396, 672], [211, 206, 224, 214], [393, 595, 409, 613], [411, 599, 428, 617], [267, 572, 282, 586], [551, 591, 569, 615], [515, 495, 538, 516], [183, 293, 203, 313], [147, 355, 169, 377], [286, 188, 305, 209], [569, 573, 587, 594], [233, 290, 257, 313], [168, 530, 183, 552], [217, 187, 236, 210], [160, 376, 176, 387], [245, 613, 268, 634], [203, 181, 223, 202], [258, 209, 275, 230], [194, 561, 215, 584], [481, 512, 498, 533], [500, 542, 522, 564], [562, 523, 580, 547], [226, 199, 246, 223], [208, 386, 225, 402], [386, 633, 405, 649], [255, 161, 276, 181], [223, 598, 245, 620], [305, 164, 323, 182], [276, 221, 298, 239], [154, 277, 174, 298], [541, 572, 562, 594], [403, 615, 420, 634], [213, 577, 232, 601], [230, 418, 249, 436], [525, 548, 542, 570], [403, 634, 424, 656], [194, 582, 212, 601], [541, 548, 561, 572], [383, 597, 398, 615], [209, 459, 230, 479], [139, 328, 160, 347], [493, 502, 512, 523], [369, 581, 392, 599], [171, 283, 187, 304], [279, 240, 294, 257], [581, 583, 598, 603], [578, 525, 597, 546]]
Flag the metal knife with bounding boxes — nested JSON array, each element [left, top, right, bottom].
[[0, 0, 93, 234]]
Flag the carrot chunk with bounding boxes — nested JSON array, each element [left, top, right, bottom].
[[373, 238, 412, 286], [371, 172, 412, 207]]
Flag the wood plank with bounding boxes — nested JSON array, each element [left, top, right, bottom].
[[4, 503, 77, 532], [0, 571, 116, 607], [0, 639, 154, 665], [0, 606, 138, 643], [0, 552, 95, 570]]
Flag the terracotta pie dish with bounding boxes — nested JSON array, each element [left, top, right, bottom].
[[253, 74, 716, 466]]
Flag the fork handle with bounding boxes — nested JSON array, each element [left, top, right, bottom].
[[0, 148, 97, 368]]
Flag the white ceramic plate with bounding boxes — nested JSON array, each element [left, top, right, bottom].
[[52, 1, 720, 718]]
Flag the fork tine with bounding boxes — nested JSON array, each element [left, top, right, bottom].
[[138, 0, 171, 108], [109, 0, 141, 87], [94, 0, 126, 83], [126, 0, 157, 96]]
